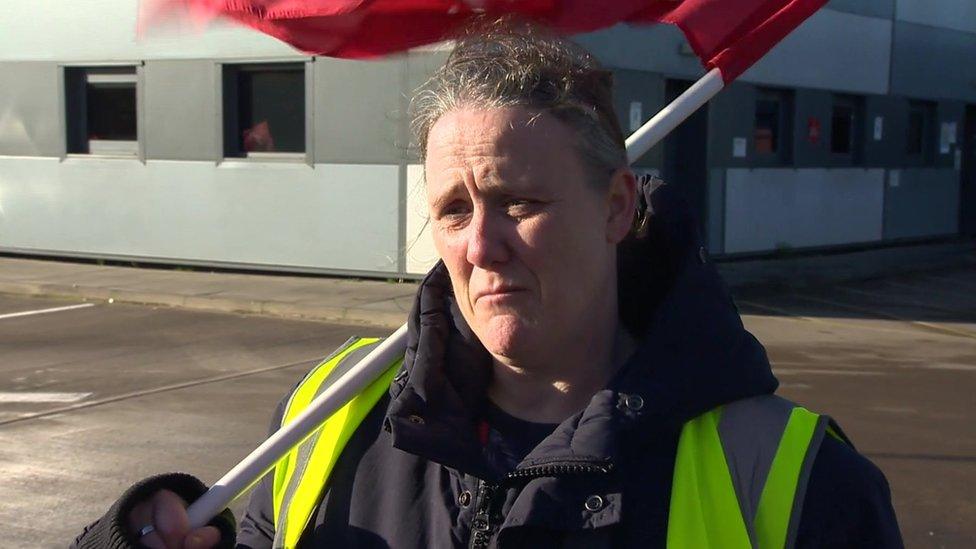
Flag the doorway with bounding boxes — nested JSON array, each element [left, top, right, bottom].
[[662, 79, 710, 246]]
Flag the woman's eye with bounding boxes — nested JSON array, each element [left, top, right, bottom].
[[438, 202, 471, 221], [504, 199, 536, 216]]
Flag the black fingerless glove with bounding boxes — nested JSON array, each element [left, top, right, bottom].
[[70, 472, 236, 549]]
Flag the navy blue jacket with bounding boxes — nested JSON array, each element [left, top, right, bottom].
[[235, 179, 901, 548], [74, 180, 902, 548]]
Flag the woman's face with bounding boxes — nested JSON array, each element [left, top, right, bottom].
[[424, 106, 635, 361]]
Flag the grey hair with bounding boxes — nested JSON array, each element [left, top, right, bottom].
[[410, 19, 628, 187]]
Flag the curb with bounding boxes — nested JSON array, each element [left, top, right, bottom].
[[2, 240, 973, 329], [0, 281, 408, 329]]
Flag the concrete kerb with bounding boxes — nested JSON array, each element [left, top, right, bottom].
[[1, 240, 972, 330], [0, 281, 408, 329]]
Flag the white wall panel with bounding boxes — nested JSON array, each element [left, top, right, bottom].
[[724, 168, 885, 253], [404, 164, 440, 275], [1, 0, 297, 62], [897, 0, 976, 35], [0, 157, 400, 273]]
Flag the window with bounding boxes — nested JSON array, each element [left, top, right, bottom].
[[65, 67, 138, 156], [753, 88, 793, 164], [223, 63, 306, 158], [830, 94, 863, 161], [906, 100, 936, 163]]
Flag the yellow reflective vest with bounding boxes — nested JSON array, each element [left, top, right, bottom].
[[271, 337, 834, 549]]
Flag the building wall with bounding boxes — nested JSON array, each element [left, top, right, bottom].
[[0, 157, 401, 273], [313, 56, 409, 165], [579, 9, 892, 95], [738, 9, 891, 95], [0, 37, 446, 274], [890, 22, 976, 102], [1, 1, 973, 275], [724, 168, 885, 253], [884, 169, 961, 239], [827, 0, 894, 19], [0, 62, 62, 157], [611, 69, 666, 168], [895, 0, 976, 35], [0, 0, 297, 62], [144, 60, 220, 161]]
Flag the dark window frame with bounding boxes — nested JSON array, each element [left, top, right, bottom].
[[64, 66, 139, 157], [752, 87, 794, 166], [906, 99, 937, 165], [829, 94, 865, 165], [221, 62, 308, 160]]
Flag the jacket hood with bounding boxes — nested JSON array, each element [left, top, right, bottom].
[[385, 178, 777, 478]]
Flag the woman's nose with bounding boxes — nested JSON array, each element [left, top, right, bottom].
[[465, 210, 510, 268]]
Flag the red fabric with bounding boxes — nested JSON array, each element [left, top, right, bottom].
[[143, 0, 826, 82], [477, 419, 490, 447]]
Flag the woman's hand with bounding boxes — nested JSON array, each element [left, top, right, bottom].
[[127, 489, 221, 549]]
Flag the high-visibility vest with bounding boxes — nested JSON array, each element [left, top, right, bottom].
[[271, 337, 835, 549]]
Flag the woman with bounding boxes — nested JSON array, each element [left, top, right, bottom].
[[74, 21, 901, 549]]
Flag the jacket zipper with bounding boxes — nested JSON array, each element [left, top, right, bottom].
[[465, 463, 612, 549], [503, 462, 612, 480], [468, 479, 496, 549]]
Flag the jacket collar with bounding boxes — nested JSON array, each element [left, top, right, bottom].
[[385, 179, 777, 478]]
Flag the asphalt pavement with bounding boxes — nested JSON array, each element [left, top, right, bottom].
[[0, 258, 974, 547]]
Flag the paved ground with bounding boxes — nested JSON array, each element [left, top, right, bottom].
[[0, 265, 974, 547]]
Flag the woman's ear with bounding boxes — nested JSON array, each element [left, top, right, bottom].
[[606, 167, 638, 244]]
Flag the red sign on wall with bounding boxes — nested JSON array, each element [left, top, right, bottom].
[[807, 116, 821, 144]]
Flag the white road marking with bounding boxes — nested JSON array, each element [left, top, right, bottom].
[[775, 360, 976, 373], [778, 382, 812, 390], [920, 363, 976, 372], [774, 368, 884, 376], [868, 406, 919, 415], [0, 392, 92, 403], [0, 303, 95, 320]]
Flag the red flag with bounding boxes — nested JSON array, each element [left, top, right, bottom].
[[142, 0, 826, 82]]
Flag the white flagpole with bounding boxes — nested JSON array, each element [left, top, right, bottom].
[[186, 67, 726, 529]]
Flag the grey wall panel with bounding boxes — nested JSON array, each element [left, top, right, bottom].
[[611, 69, 665, 167], [724, 168, 885, 253], [792, 89, 834, 168], [575, 24, 705, 80], [863, 95, 906, 168], [890, 22, 976, 102], [0, 158, 401, 273], [706, 83, 756, 169], [0, 0, 298, 62], [404, 49, 451, 162], [313, 56, 407, 164], [144, 60, 218, 161], [740, 10, 890, 95], [0, 62, 62, 157], [883, 169, 960, 239], [827, 0, 894, 19], [896, 0, 976, 34]]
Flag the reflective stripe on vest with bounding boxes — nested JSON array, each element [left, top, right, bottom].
[[667, 395, 828, 549], [272, 338, 830, 549], [272, 337, 401, 549]]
